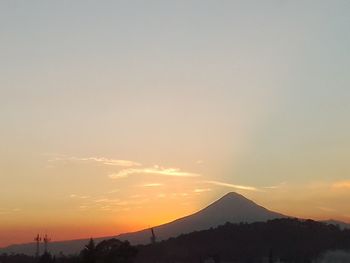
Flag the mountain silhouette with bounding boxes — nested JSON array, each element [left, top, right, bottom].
[[0, 192, 286, 255], [116, 192, 286, 244]]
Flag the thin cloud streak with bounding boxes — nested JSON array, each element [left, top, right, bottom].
[[93, 198, 149, 207], [50, 155, 141, 167], [0, 208, 21, 215], [142, 183, 164, 187], [317, 206, 337, 212], [69, 194, 90, 199], [263, 182, 287, 189], [194, 188, 212, 193], [94, 198, 120, 204], [107, 189, 120, 194], [332, 180, 350, 189], [109, 165, 200, 179], [204, 180, 259, 191]]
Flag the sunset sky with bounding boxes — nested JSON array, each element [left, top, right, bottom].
[[1, 1, 350, 247]]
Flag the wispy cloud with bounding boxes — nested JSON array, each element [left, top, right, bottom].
[[170, 192, 190, 197], [130, 194, 142, 199], [107, 189, 120, 194], [109, 165, 200, 179], [204, 180, 259, 191], [99, 205, 113, 211], [157, 193, 166, 198], [94, 198, 149, 207], [194, 188, 212, 193], [317, 206, 337, 212], [332, 180, 350, 189], [69, 194, 90, 199], [263, 182, 287, 189], [0, 208, 21, 215], [142, 183, 164, 187], [94, 198, 120, 203], [50, 155, 141, 167]]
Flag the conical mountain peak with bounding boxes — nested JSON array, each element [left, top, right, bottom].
[[203, 192, 257, 211], [218, 191, 250, 201]]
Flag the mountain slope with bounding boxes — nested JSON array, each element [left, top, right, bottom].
[[116, 192, 286, 244], [0, 192, 286, 255]]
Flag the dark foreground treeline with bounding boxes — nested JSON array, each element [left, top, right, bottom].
[[136, 218, 350, 262], [1, 218, 350, 263], [0, 239, 136, 263]]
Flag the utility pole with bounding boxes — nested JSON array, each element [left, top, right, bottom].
[[150, 227, 156, 244], [43, 234, 51, 254], [34, 234, 41, 258]]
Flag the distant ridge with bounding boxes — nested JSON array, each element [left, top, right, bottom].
[[323, 219, 350, 230], [135, 218, 350, 263], [0, 192, 286, 255]]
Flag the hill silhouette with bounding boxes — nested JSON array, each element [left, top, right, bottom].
[[135, 218, 350, 263]]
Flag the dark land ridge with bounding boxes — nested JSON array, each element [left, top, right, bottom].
[[1, 218, 350, 262]]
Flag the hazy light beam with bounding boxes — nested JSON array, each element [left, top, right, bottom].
[[204, 180, 259, 191]]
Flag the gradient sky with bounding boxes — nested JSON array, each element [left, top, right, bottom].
[[1, 0, 350, 247]]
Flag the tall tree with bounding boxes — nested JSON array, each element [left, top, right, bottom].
[[81, 238, 96, 263]]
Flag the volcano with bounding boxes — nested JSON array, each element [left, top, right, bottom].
[[0, 192, 286, 255]]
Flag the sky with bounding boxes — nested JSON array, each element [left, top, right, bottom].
[[1, 0, 350, 247]]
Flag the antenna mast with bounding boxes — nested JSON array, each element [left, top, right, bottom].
[[43, 234, 51, 254], [150, 227, 156, 244], [34, 234, 41, 258]]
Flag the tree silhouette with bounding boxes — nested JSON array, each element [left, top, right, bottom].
[[95, 239, 137, 263], [135, 218, 350, 263], [39, 252, 53, 263], [80, 238, 96, 263]]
